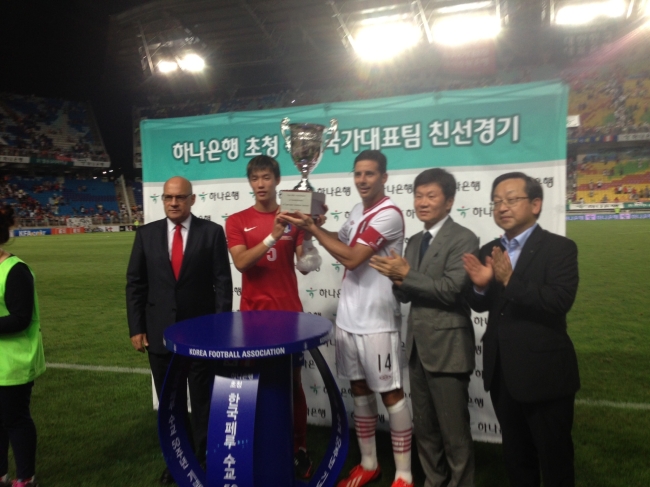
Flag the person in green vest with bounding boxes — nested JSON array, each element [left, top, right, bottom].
[[0, 206, 45, 487]]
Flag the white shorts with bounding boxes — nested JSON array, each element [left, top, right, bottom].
[[335, 327, 405, 393]]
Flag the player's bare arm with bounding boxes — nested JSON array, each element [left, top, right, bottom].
[[279, 211, 375, 270], [230, 211, 287, 273]]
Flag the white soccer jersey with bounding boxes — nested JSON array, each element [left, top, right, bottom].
[[336, 196, 404, 334]]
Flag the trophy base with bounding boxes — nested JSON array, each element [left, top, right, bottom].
[[280, 190, 326, 216]]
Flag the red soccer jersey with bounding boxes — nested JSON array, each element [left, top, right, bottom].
[[226, 206, 304, 311]]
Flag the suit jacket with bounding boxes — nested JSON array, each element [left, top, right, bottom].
[[126, 214, 233, 354], [394, 217, 478, 373], [466, 225, 580, 403]]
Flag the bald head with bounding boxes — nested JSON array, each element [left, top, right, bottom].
[[164, 176, 193, 195], [162, 176, 195, 224]]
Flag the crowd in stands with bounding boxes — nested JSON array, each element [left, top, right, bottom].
[[133, 68, 650, 162], [570, 149, 650, 204], [0, 93, 110, 162], [0, 175, 141, 227], [131, 64, 554, 161], [565, 35, 650, 140]]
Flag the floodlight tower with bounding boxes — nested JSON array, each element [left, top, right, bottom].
[[329, 0, 424, 62], [136, 15, 208, 77]]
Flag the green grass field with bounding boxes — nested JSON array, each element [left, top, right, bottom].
[[3, 220, 650, 486]]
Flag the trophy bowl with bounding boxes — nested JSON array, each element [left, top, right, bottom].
[[280, 118, 337, 215]]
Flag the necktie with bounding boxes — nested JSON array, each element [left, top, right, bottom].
[[171, 224, 184, 280], [419, 231, 432, 264]]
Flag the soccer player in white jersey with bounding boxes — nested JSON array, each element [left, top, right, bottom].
[[280, 150, 413, 487]]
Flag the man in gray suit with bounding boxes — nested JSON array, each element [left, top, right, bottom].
[[370, 168, 478, 487]]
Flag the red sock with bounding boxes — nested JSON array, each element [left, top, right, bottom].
[[293, 378, 308, 452]]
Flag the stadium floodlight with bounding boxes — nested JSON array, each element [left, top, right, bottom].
[[554, 0, 627, 25], [353, 20, 422, 62], [157, 60, 178, 73], [436, 1, 493, 15], [178, 53, 205, 72], [431, 13, 501, 46]]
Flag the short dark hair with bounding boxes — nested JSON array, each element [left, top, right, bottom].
[[491, 172, 543, 201], [413, 168, 456, 201], [354, 150, 387, 174], [491, 172, 543, 218], [247, 155, 280, 179], [0, 205, 15, 245]]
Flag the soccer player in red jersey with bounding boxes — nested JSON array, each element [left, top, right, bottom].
[[225, 155, 322, 479]]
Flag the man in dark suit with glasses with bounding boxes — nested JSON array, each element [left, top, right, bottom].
[[126, 176, 232, 484], [463, 172, 580, 487]]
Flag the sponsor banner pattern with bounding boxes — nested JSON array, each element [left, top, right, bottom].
[[72, 158, 111, 168], [14, 226, 134, 237], [0, 155, 109, 167], [567, 212, 650, 220], [31, 157, 72, 166], [617, 133, 650, 142], [67, 217, 94, 227], [0, 155, 30, 164], [143, 161, 565, 444], [141, 81, 567, 184], [52, 227, 86, 235], [569, 202, 650, 210], [569, 202, 622, 210], [13, 228, 52, 237]]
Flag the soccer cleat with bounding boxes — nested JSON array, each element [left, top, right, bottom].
[[390, 478, 414, 487], [336, 464, 382, 487], [294, 448, 314, 479], [11, 478, 39, 487]]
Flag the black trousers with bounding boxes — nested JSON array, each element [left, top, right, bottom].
[[149, 352, 215, 463], [490, 363, 575, 487], [0, 381, 36, 480]]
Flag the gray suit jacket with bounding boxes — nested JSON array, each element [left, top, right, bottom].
[[394, 217, 478, 373]]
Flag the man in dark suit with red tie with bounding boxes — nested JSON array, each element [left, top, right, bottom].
[[463, 172, 580, 487], [126, 176, 232, 484]]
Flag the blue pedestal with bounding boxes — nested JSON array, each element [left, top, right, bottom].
[[160, 311, 349, 487]]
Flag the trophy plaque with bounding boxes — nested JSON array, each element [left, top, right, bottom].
[[280, 117, 337, 215]]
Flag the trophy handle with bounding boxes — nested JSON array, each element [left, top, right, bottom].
[[321, 118, 338, 150], [281, 117, 292, 152]]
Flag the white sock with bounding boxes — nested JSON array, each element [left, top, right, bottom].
[[353, 394, 379, 471], [387, 397, 413, 483]]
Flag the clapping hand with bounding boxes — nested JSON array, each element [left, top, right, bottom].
[[369, 249, 409, 285]]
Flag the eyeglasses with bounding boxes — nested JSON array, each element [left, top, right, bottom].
[[491, 196, 529, 209], [162, 194, 191, 203]]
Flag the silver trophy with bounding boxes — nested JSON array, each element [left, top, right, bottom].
[[280, 117, 337, 215]]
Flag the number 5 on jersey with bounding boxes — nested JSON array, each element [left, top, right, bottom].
[[267, 247, 277, 262]]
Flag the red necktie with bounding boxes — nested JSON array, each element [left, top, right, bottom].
[[171, 224, 184, 280]]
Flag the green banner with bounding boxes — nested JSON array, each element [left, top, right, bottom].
[[141, 80, 568, 183], [31, 157, 72, 166], [624, 202, 650, 209]]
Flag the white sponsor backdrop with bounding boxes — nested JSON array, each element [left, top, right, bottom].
[[144, 160, 565, 443]]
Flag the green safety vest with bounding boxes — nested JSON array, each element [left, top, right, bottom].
[[0, 256, 46, 385]]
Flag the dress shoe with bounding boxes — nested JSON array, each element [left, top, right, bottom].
[[160, 467, 176, 485]]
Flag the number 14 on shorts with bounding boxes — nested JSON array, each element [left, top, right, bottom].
[[378, 354, 392, 371]]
